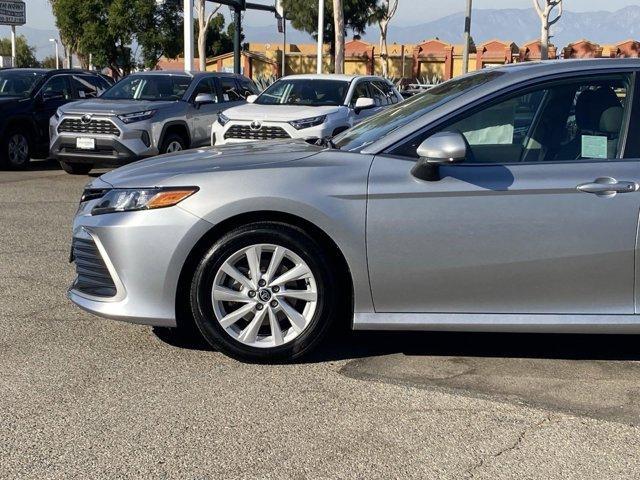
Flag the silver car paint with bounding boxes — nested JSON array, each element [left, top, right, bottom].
[[69, 59, 640, 333]]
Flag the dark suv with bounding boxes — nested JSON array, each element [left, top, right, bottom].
[[0, 68, 113, 169]]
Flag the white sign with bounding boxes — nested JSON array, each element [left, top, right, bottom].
[[0, 0, 25, 26]]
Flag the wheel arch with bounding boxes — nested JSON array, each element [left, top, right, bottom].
[[159, 121, 192, 149], [175, 210, 355, 332]]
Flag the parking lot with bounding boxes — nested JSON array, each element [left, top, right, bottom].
[[2, 162, 640, 479]]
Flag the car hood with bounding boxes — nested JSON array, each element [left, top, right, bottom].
[[95, 139, 324, 188], [223, 103, 343, 122], [60, 98, 179, 115]]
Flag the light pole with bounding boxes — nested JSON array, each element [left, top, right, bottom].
[[316, 0, 324, 74], [11, 26, 16, 67], [461, 0, 472, 74], [183, 0, 194, 71], [49, 38, 60, 69]]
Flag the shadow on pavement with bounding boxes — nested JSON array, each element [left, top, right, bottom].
[[153, 320, 640, 363]]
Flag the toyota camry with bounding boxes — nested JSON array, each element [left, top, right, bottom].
[[70, 59, 640, 361]]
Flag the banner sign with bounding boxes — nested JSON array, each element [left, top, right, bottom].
[[0, 1, 26, 26]]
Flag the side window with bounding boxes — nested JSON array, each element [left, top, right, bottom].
[[72, 75, 105, 98], [392, 74, 631, 163], [238, 77, 259, 97], [371, 80, 398, 106], [42, 76, 71, 100], [349, 81, 371, 107], [220, 77, 243, 102], [192, 78, 217, 102]]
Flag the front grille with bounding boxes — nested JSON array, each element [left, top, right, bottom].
[[224, 124, 290, 140], [71, 237, 117, 298], [59, 118, 120, 136]]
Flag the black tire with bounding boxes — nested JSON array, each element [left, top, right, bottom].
[[60, 161, 93, 175], [1, 127, 32, 170], [190, 222, 339, 363], [160, 133, 187, 154]]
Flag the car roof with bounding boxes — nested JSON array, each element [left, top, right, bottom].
[[280, 73, 385, 82], [132, 70, 248, 79], [2, 68, 100, 75]]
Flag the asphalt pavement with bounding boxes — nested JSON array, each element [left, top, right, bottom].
[[1, 160, 639, 479]]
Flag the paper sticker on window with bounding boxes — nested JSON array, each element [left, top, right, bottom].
[[581, 135, 608, 159]]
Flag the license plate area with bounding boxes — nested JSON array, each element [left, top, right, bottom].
[[76, 138, 95, 150]]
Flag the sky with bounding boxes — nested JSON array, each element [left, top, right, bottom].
[[9, 0, 640, 32]]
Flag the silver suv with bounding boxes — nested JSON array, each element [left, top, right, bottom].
[[50, 71, 257, 174]]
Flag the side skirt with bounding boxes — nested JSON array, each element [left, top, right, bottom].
[[353, 312, 640, 334]]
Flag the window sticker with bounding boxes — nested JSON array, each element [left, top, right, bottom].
[[581, 135, 608, 159]]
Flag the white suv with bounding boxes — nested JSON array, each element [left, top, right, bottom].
[[211, 74, 403, 145]]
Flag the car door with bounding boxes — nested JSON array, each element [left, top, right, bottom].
[[188, 77, 221, 146], [367, 72, 640, 315], [34, 74, 72, 145]]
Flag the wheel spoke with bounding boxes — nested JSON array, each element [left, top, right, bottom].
[[212, 285, 249, 303], [219, 303, 255, 329], [264, 246, 285, 283], [279, 299, 307, 334], [279, 288, 317, 302], [270, 263, 311, 287], [245, 246, 262, 285], [238, 307, 267, 343], [268, 308, 283, 346], [220, 262, 254, 290]]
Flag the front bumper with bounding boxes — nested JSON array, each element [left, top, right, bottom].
[[211, 119, 334, 146], [50, 115, 159, 167], [68, 201, 212, 327]]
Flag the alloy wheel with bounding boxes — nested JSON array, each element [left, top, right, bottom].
[[165, 141, 183, 153], [7, 133, 29, 165], [211, 243, 318, 348]]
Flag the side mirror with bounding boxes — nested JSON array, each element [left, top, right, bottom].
[[412, 131, 467, 181], [246, 94, 258, 103], [194, 93, 215, 106], [354, 97, 375, 114]]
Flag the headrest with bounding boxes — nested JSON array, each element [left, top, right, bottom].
[[575, 87, 621, 131], [599, 106, 623, 134]]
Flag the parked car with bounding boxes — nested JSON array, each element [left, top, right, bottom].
[[69, 59, 640, 362], [210, 74, 403, 145], [0, 68, 112, 169], [50, 71, 258, 175]]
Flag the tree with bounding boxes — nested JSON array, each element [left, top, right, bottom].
[[51, 0, 183, 77], [41, 55, 62, 69], [281, 0, 377, 71], [194, 0, 221, 71], [137, 0, 183, 69], [370, 0, 398, 77], [0, 35, 38, 67], [333, 0, 345, 74], [533, 0, 562, 60]]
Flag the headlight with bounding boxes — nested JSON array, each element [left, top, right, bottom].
[[54, 108, 63, 120], [217, 112, 230, 126], [91, 187, 198, 215], [117, 110, 157, 124], [289, 115, 327, 130]]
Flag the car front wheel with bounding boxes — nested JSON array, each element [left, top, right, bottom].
[[2, 129, 31, 169], [190, 222, 339, 362]]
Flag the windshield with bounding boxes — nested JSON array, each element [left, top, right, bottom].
[[334, 70, 504, 152], [0, 70, 44, 98], [101, 75, 191, 101], [255, 79, 349, 106]]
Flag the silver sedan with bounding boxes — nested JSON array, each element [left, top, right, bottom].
[[69, 59, 640, 362]]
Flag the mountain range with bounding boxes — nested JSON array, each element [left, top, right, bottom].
[[4, 6, 640, 61]]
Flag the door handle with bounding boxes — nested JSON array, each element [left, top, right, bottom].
[[577, 177, 638, 196]]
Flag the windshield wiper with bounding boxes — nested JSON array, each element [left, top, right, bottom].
[[306, 136, 337, 149]]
